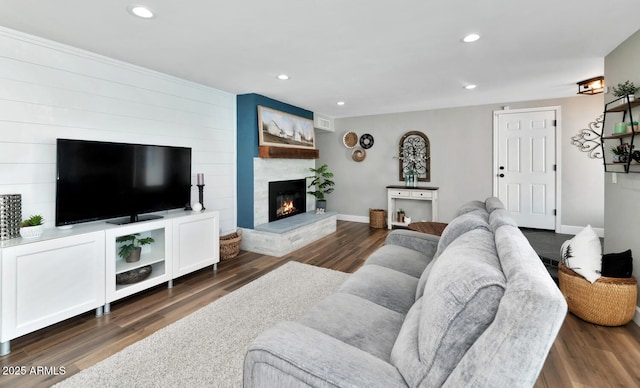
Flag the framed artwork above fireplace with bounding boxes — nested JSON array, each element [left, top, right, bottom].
[[258, 106, 315, 149]]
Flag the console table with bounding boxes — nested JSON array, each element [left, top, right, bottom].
[[386, 185, 439, 230]]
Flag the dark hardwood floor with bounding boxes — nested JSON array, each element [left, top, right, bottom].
[[1, 221, 639, 387]]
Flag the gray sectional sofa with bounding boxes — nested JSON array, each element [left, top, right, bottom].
[[244, 198, 567, 387]]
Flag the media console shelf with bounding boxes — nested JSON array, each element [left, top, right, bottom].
[[0, 209, 219, 356]]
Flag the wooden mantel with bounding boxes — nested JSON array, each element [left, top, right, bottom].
[[259, 146, 319, 159]]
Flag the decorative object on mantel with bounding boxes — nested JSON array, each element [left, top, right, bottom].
[[19, 214, 44, 239], [352, 148, 366, 162], [570, 115, 603, 159], [0, 194, 21, 241], [343, 131, 358, 148], [258, 106, 315, 149], [220, 229, 242, 261], [359, 133, 374, 149], [306, 164, 335, 211], [398, 131, 430, 182]]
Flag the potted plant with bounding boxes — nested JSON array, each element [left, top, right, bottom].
[[19, 214, 44, 239], [397, 208, 405, 223], [611, 146, 624, 163], [306, 164, 335, 211], [628, 121, 639, 132], [116, 233, 155, 263], [612, 80, 639, 101]]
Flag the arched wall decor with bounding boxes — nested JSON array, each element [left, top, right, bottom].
[[398, 131, 430, 182], [571, 115, 603, 159]]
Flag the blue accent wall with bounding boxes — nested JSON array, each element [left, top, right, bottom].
[[236, 93, 313, 228]]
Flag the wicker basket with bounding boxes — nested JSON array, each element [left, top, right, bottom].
[[558, 263, 637, 326], [220, 229, 242, 261], [369, 209, 387, 229]]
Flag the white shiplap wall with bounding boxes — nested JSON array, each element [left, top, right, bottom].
[[0, 27, 237, 233]]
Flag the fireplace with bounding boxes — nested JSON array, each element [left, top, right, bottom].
[[268, 179, 306, 222]]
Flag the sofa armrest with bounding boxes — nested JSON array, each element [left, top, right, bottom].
[[385, 229, 440, 254], [244, 321, 406, 388]]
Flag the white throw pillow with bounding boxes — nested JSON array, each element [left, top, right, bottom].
[[560, 225, 602, 283]]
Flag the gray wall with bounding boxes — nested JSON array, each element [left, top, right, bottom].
[[316, 95, 604, 231], [603, 28, 640, 308]]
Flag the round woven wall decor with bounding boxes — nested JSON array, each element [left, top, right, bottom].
[[352, 148, 366, 162], [343, 131, 358, 148]]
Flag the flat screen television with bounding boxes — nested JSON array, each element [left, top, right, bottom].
[[56, 139, 192, 226]]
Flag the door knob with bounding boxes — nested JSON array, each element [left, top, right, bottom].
[[499, 173, 505, 178], [499, 166, 505, 170]]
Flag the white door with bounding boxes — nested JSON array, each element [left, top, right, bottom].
[[493, 108, 557, 229]]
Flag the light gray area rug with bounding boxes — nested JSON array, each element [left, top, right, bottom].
[[55, 261, 349, 388]]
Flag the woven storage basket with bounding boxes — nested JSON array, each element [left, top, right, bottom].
[[369, 209, 387, 229], [558, 263, 637, 326], [220, 229, 242, 261]]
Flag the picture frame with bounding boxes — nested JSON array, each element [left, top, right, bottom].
[[258, 106, 315, 149]]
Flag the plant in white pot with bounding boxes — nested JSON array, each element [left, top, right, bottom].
[[116, 233, 155, 263], [306, 164, 335, 211], [20, 215, 44, 239], [613, 80, 639, 101]]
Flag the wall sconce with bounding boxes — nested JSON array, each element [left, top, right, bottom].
[[577, 76, 605, 95]]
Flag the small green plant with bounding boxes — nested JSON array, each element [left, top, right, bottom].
[[611, 146, 623, 156], [20, 215, 44, 227], [116, 233, 155, 259], [612, 80, 639, 97], [306, 164, 335, 201]]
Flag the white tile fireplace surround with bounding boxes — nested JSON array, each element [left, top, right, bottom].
[[241, 158, 337, 257], [253, 158, 316, 226]]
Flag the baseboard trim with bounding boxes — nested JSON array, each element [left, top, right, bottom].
[[337, 214, 369, 223], [558, 224, 604, 238]]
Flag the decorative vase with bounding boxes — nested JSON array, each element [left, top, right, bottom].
[[19, 225, 44, 239], [316, 200, 327, 211], [125, 247, 142, 263]]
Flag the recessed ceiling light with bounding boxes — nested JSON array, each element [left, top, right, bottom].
[[463, 33, 480, 43], [337, 101, 345, 106], [465, 84, 477, 90], [277, 74, 289, 80], [128, 5, 156, 19]]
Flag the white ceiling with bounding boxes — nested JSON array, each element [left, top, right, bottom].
[[0, 0, 639, 118]]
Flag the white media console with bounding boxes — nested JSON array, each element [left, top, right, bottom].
[[0, 209, 219, 356]]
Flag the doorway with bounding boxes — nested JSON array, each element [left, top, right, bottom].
[[493, 107, 560, 230]]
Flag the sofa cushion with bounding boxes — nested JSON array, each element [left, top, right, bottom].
[[454, 200, 486, 217], [489, 207, 518, 229], [485, 196, 505, 213], [394, 229, 505, 387], [339, 264, 418, 315], [364, 243, 431, 278], [299, 293, 405, 362], [434, 210, 490, 259]]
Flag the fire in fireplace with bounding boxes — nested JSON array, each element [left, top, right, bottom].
[[269, 179, 306, 222]]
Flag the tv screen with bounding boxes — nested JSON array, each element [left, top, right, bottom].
[[56, 139, 192, 226]]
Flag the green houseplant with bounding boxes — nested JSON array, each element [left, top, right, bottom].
[[19, 214, 44, 239], [612, 80, 639, 98], [306, 164, 335, 211], [116, 233, 155, 263]]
